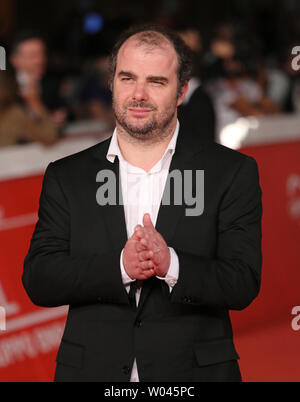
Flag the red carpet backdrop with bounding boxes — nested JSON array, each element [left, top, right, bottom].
[[231, 139, 300, 382], [0, 174, 67, 381]]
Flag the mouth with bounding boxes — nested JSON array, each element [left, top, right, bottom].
[[128, 108, 153, 117]]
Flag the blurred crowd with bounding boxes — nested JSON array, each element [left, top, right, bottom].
[[0, 21, 300, 148]]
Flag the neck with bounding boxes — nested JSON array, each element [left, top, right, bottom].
[[116, 117, 177, 172]]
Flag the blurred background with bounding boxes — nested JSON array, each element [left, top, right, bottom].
[[0, 0, 299, 382]]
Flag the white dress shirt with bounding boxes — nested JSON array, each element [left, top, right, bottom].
[[106, 121, 181, 382]]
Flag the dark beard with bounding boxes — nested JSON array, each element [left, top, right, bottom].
[[113, 99, 176, 141]]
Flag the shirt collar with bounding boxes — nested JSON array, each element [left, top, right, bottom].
[[106, 120, 180, 164]]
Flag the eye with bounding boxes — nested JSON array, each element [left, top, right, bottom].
[[121, 77, 133, 82], [150, 80, 164, 86]]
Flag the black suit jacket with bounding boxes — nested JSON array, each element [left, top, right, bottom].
[[23, 128, 262, 382], [178, 85, 216, 143]]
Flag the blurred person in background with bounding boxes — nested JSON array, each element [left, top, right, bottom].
[[278, 47, 300, 113], [201, 23, 236, 83], [177, 26, 216, 143], [0, 70, 57, 147], [74, 54, 115, 127], [9, 31, 68, 131], [177, 27, 203, 54], [205, 34, 281, 139], [261, 55, 291, 112]]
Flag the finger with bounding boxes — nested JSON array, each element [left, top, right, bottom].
[[133, 224, 145, 239], [140, 237, 149, 248], [134, 230, 143, 240], [138, 250, 153, 261], [135, 265, 155, 279], [135, 241, 148, 252], [151, 238, 161, 252], [135, 229, 149, 242], [138, 260, 155, 270], [143, 213, 156, 231], [139, 260, 154, 271], [149, 249, 161, 265], [144, 269, 155, 279], [131, 230, 140, 241], [137, 270, 155, 280]]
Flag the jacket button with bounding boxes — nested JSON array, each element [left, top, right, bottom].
[[122, 366, 130, 375], [183, 296, 192, 303], [135, 320, 142, 328]]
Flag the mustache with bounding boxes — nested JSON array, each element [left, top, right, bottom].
[[125, 101, 157, 110]]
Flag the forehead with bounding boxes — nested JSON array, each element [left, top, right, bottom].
[[18, 39, 45, 53], [116, 35, 179, 77]]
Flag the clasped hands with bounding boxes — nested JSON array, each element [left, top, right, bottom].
[[123, 213, 171, 280]]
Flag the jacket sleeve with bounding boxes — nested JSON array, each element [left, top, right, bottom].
[[170, 156, 263, 310], [22, 162, 130, 308]]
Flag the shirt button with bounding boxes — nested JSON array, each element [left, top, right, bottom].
[[122, 366, 130, 375]]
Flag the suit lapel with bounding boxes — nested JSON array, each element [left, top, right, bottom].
[[155, 131, 204, 246], [155, 153, 188, 245], [92, 139, 128, 253], [138, 131, 204, 312]]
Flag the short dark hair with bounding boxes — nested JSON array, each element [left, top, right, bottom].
[[10, 30, 46, 55], [109, 24, 193, 96]]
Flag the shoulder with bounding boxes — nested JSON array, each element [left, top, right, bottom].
[[200, 142, 259, 183], [177, 127, 256, 166], [204, 141, 247, 160], [188, 140, 259, 178], [49, 137, 111, 172], [1, 104, 26, 119]]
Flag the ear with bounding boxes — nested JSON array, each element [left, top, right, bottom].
[[176, 81, 189, 107], [109, 78, 113, 93]]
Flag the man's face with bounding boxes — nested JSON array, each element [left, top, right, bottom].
[[112, 36, 187, 140], [11, 39, 46, 79]]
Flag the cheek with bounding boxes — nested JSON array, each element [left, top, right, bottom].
[[159, 85, 178, 106], [160, 92, 178, 112], [113, 86, 132, 104]]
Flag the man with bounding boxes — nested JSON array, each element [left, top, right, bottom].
[[10, 31, 68, 130], [176, 26, 216, 143], [23, 25, 262, 382]]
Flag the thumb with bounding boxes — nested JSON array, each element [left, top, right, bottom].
[[143, 213, 155, 230]]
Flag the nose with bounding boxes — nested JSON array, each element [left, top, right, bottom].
[[132, 82, 148, 102]]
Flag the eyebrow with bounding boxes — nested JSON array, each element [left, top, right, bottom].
[[118, 71, 137, 78], [147, 75, 169, 83], [118, 71, 169, 83]]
